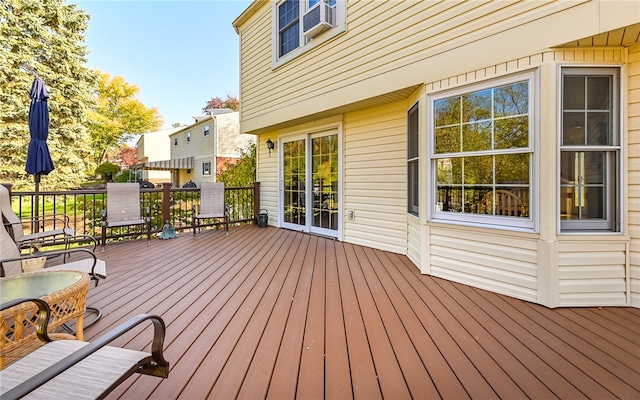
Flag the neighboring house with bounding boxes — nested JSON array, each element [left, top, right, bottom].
[[233, 1, 640, 308], [135, 127, 183, 184], [167, 110, 254, 187]]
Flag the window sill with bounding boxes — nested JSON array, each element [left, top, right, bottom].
[[272, 24, 346, 70]]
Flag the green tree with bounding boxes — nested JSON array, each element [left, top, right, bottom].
[[88, 71, 162, 165], [95, 162, 120, 182], [0, 0, 96, 190], [218, 141, 256, 187]]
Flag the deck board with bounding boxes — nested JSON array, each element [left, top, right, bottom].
[[41, 224, 638, 399]]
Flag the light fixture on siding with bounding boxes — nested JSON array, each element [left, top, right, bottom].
[[266, 138, 275, 157]]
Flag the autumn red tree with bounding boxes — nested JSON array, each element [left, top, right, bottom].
[[110, 146, 138, 169], [202, 95, 239, 113]]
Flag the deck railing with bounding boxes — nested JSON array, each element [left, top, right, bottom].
[[7, 182, 260, 245]]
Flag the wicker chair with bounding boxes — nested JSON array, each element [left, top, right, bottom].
[[0, 222, 106, 334], [193, 182, 229, 237], [101, 183, 151, 251], [0, 184, 96, 253]]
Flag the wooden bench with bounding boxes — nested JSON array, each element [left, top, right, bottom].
[[0, 298, 169, 399]]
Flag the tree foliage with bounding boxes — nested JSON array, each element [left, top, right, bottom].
[[218, 141, 256, 187], [202, 95, 239, 113], [88, 71, 163, 165], [111, 146, 138, 169], [95, 161, 120, 182], [0, 0, 96, 190]]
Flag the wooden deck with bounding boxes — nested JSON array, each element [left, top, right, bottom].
[[74, 225, 639, 399]]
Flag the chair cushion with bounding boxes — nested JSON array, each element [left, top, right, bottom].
[[46, 259, 107, 280], [20, 228, 76, 243], [0, 340, 149, 399]]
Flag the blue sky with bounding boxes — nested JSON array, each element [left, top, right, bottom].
[[74, 0, 252, 129]]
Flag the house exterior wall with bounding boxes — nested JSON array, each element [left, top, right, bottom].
[[169, 113, 254, 187], [136, 128, 179, 183], [343, 101, 407, 253], [216, 113, 249, 157], [234, 0, 638, 133], [235, 0, 640, 308]]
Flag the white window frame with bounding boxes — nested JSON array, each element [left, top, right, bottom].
[[204, 125, 210, 137], [428, 70, 538, 231], [173, 137, 178, 146], [202, 162, 211, 176], [271, 0, 346, 68], [186, 131, 191, 142], [407, 102, 419, 216], [558, 65, 621, 233]]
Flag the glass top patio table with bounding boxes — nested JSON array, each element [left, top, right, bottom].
[[0, 270, 90, 369], [0, 270, 86, 304]]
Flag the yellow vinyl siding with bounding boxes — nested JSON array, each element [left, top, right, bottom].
[[558, 242, 628, 306], [407, 216, 421, 268], [629, 43, 640, 307], [235, 0, 636, 132], [256, 136, 279, 224], [344, 101, 406, 254], [429, 226, 538, 302]]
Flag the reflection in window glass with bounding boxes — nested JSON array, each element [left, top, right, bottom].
[[560, 68, 618, 232], [311, 134, 338, 230], [279, 0, 300, 57], [408, 103, 419, 215], [283, 139, 306, 225], [433, 78, 531, 221]]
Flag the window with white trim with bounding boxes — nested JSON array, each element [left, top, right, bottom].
[[274, 0, 345, 64], [174, 137, 178, 146], [204, 125, 210, 136], [202, 162, 211, 176], [560, 67, 620, 232], [407, 102, 419, 216], [186, 131, 191, 142], [430, 72, 535, 230]]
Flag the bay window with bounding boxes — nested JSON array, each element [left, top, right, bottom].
[[430, 72, 535, 230]]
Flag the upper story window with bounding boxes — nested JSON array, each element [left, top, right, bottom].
[[174, 137, 178, 146], [278, 0, 300, 58], [186, 132, 191, 142], [430, 71, 535, 231], [204, 125, 210, 136], [202, 162, 211, 176], [273, 0, 345, 66], [560, 67, 620, 232]]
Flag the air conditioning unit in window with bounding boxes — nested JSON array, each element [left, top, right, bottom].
[[303, 1, 334, 39]]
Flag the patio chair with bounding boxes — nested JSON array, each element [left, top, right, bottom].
[[0, 298, 168, 399], [193, 182, 229, 237], [101, 182, 151, 251], [0, 184, 97, 253], [0, 222, 106, 329], [480, 189, 523, 216]]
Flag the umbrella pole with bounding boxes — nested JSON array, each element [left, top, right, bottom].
[[34, 173, 40, 233]]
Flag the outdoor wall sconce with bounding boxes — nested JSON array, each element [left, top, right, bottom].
[[266, 138, 275, 157]]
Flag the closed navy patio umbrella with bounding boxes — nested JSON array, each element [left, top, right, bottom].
[[25, 77, 54, 223]]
